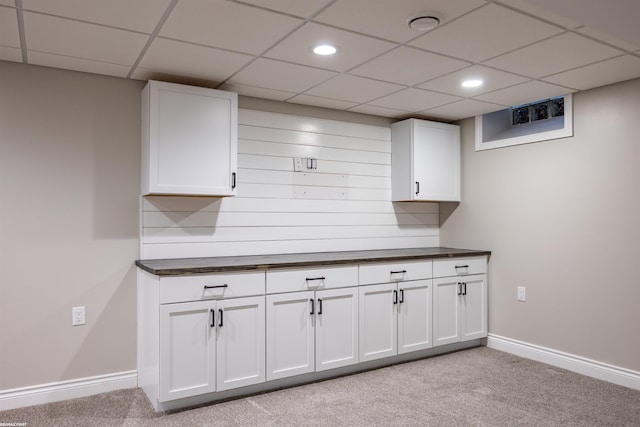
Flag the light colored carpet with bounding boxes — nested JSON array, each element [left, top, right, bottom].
[[1, 347, 639, 426]]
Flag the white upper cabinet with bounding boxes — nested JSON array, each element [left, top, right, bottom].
[[142, 80, 238, 196], [391, 118, 460, 202]]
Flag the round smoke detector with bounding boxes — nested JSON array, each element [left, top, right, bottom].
[[408, 16, 440, 31]]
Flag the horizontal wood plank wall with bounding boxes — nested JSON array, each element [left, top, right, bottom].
[[141, 109, 439, 259]]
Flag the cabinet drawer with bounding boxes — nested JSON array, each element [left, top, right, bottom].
[[359, 260, 432, 285], [160, 271, 265, 304], [433, 257, 487, 278], [266, 265, 358, 294]]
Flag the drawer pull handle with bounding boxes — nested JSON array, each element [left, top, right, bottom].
[[306, 277, 326, 282], [204, 284, 228, 290], [455, 265, 469, 269], [390, 270, 407, 275], [210, 309, 215, 328]]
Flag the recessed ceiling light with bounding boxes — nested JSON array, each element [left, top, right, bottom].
[[462, 79, 484, 88], [313, 44, 337, 56], [408, 16, 440, 31]]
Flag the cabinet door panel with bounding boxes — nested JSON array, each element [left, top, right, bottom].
[[461, 275, 487, 341], [398, 280, 432, 354], [359, 283, 397, 362], [433, 278, 461, 346], [316, 287, 359, 371], [144, 81, 237, 196], [159, 301, 216, 402], [413, 121, 460, 201], [216, 296, 265, 391], [266, 291, 315, 380], [157, 89, 231, 191]]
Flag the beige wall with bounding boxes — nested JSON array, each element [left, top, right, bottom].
[[440, 77, 640, 371], [0, 61, 143, 389]]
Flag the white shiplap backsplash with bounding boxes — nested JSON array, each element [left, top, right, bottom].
[[140, 109, 439, 259]]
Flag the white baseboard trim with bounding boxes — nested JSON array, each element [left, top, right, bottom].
[[487, 334, 640, 391], [0, 370, 137, 411]]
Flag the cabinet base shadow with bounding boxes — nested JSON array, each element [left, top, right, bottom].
[[147, 340, 482, 413]]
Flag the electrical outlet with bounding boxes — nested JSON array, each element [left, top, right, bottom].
[[517, 286, 526, 302], [72, 306, 86, 326], [293, 157, 303, 172]]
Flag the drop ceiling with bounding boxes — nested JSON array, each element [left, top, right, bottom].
[[2, 0, 640, 121]]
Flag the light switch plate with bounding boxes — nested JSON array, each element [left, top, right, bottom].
[[293, 157, 303, 172], [72, 306, 86, 326], [517, 286, 526, 302]]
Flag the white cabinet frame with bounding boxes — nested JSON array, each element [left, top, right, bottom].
[[266, 287, 359, 381], [391, 118, 460, 202], [142, 80, 237, 196], [433, 274, 487, 347], [159, 296, 265, 402], [359, 279, 433, 363]]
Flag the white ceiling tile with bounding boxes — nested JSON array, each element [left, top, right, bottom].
[[160, 0, 303, 54], [229, 58, 336, 93], [410, 4, 564, 62], [417, 65, 530, 97], [0, 45, 22, 62], [24, 12, 148, 65], [212, 82, 296, 102], [238, 0, 334, 18], [420, 99, 506, 121], [28, 51, 132, 77], [577, 26, 640, 52], [137, 38, 253, 83], [349, 46, 470, 86], [314, 0, 485, 43], [287, 94, 357, 110], [475, 80, 575, 106], [0, 6, 20, 47], [542, 55, 640, 90], [6, 0, 640, 120], [304, 74, 403, 103], [348, 104, 410, 118], [370, 87, 461, 112], [264, 22, 395, 72], [521, 0, 640, 47], [22, 0, 171, 33], [483, 32, 624, 78], [498, 0, 582, 29]]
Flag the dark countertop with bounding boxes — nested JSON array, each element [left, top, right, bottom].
[[135, 247, 491, 276]]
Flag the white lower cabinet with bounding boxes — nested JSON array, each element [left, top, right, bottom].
[[359, 279, 433, 362], [433, 274, 487, 346], [140, 255, 488, 410], [266, 287, 359, 380], [159, 295, 265, 402]]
